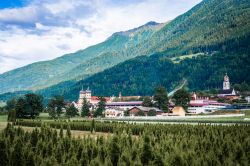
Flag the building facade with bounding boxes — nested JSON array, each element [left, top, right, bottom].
[[76, 89, 142, 112], [218, 73, 238, 99], [128, 106, 162, 116], [188, 92, 230, 114], [223, 73, 230, 90]]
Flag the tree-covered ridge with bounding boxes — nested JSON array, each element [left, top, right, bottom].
[[44, 35, 248, 101], [151, 0, 250, 55], [0, 0, 249, 94], [0, 22, 162, 94], [0, 35, 249, 102]]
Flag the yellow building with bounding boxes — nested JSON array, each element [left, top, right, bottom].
[[171, 106, 186, 116]]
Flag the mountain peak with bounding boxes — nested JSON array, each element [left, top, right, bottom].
[[143, 21, 160, 26], [111, 21, 162, 37]]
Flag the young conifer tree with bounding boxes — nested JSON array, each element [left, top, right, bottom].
[[81, 98, 90, 117], [59, 125, 63, 138], [66, 125, 71, 138]]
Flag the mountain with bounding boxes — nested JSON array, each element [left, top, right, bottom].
[[1, 36, 249, 103], [0, 0, 250, 101], [37, 35, 249, 101], [0, 22, 165, 94]]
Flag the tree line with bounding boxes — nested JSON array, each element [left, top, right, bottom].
[[3, 84, 192, 121], [4, 92, 109, 121]]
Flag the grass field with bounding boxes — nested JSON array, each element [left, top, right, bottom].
[[0, 115, 7, 122], [0, 113, 111, 138], [171, 53, 205, 63], [16, 126, 113, 139]]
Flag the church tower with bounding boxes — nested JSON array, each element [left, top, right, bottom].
[[223, 73, 230, 90], [78, 88, 92, 108]]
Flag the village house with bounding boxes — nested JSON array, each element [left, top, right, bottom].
[[104, 108, 124, 118], [128, 106, 163, 116], [188, 92, 230, 114]]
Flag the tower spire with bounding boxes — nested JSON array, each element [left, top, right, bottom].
[[223, 73, 230, 90]]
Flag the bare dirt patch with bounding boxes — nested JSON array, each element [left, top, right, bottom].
[[0, 122, 7, 131], [14, 125, 114, 139]]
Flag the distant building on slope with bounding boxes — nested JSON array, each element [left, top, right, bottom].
[[78, 87, 92, 108], [128, 106, 163, 116], [75, 88, 142, 112], [76, 88, 112, 110], [218, 73, 239, 100], [188, 92, 230, 114], [104, 108, 124, 118]]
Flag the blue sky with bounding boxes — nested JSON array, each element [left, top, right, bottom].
[[0, 0, 28, 9], [0, 0, 201, 73]]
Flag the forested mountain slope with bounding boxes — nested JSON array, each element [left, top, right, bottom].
[[0, 22, 164, 94], [3, 35, 248, 102], [1, 0, 249, 95], [40, 35, 248, 101], [147, 0, 250, 56], [0, 0, 249, 102]]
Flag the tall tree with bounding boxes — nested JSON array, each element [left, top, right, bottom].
[[141, 134, 152, 165], [25, 93, 43, 118], [137, 110, 145, 116], [109, 135, 120, 166], [14, 94, 43, 118], [66, 104, 78, 118], [7, 110, 16, 122], [15, 97, 27, 118], [154, 86, 169, 112], [5, 98, 17, 111], [11, 139, 24, 166], [48, 96, 65, 118], [142, 96, 154, 107], [94, 97, 106, 117], [81, 98, 90, 117], [147, 109, 156, 116], [172, 88, 191, 111], [48, 107, 57, 119]]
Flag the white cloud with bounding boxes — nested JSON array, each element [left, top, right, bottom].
[[0, 0, 201, 74]]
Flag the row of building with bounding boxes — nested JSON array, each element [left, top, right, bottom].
[[72, 74, 243, 117]]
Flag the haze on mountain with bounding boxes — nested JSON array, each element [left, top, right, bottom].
[[0, 0, 249, 102]]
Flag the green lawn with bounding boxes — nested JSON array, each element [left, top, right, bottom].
[[0, 115, 8, 131], [185, 116, 247, 121], [0, 115, 7, 122], [171, 53, 205, 63], [38, 112, 50, 119]]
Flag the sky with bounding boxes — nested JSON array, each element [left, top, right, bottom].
[[0, 0, 201, 74]]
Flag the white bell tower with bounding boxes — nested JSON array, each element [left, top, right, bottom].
[[223, 73, 230, 90]]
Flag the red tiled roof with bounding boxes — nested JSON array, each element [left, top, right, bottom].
[[91, 96, 111, 102]]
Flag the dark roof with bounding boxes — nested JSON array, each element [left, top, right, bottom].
[[219, 89, 234, 94]]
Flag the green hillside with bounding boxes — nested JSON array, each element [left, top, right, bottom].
[[2, 35, 247, 102], [0, 0, 249, 101], [37, 35, 248, 101], [0, 22, 164, 94], [149, 0, 250, 55]]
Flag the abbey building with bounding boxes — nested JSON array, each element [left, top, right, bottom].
[[218, 73, 238, 99]]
